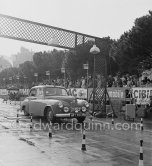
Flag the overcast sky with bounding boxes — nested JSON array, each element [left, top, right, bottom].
[[0, 0, 151, 57]]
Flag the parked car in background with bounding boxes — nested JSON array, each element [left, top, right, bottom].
[[21, 85, 89, 123]]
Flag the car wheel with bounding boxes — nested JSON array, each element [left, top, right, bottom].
[[46, 107, 56, 123], [77, 117, 85, 123]]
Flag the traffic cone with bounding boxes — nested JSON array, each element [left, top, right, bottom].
[[16, 110, 19, 123], [30, 114, 33, 130], [81, 124, 86, 151], [140, 118, 143, 131], [49, 122, 53, 138], [139, 140, 144, 166]]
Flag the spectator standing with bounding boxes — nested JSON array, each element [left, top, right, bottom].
[[76, 79, 81, 88], [127, 76, 133, 87], [116, 75, 123, 87], [107, 75, 115, 87]]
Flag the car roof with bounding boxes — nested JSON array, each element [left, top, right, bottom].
[[31, 85, 65, 89]]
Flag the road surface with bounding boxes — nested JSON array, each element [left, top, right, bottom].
[[0, 99, 152, 166]]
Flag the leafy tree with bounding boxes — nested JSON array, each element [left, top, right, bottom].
[[33, 49, 64, 80], [112, 10, 152, 75], [18, 61, 36, 83]]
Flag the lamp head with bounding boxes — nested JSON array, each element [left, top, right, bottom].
[[90, 44, 100, 54]]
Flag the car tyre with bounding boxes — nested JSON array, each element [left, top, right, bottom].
[[46, 107, 56, 123], [77, 117, 85, 123]]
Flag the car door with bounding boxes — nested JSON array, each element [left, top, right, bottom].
[[28, 87, 45, 116], [34, 87, 46, 116], [28, 88, 39, 115]]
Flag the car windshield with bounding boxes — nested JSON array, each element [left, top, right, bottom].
[[44, 87, 68, 96]]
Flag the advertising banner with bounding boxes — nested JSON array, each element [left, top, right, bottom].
[[0, 89, 8, 95], [68, 88, 88, 99], [0, 87, 128, 101], [107, 88, 126, 99], [0, 89, 29, 96], [68, 87, 127, 100], [132, 87, 152, 105]]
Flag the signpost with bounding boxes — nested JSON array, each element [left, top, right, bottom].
[[9, 77, 12, 85], [46, 71, 50, 82]]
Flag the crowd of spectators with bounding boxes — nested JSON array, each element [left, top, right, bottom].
[[30, 72, 152, 89], [1, 72, 152, 89], [107, 73, 152, 88]]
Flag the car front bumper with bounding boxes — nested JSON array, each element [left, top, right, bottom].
[[55, 113, 86, 118]]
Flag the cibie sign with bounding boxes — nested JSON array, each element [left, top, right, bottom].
[[132, 87, 152, 105]]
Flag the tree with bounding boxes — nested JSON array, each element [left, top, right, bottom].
[[33, 49, 64, 80], [110, 10, 152, 75], [19, 61, 36, 83]]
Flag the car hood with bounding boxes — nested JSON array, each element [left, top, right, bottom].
[[45, 95, 76, 103]]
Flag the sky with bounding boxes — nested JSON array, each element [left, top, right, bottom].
[[0, 0, 151, 58]]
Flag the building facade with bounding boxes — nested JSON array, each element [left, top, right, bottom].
[[12, 47, 34, 67]]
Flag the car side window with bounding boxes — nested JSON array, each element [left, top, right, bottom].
[[37, 88, 43, 96], [45, 88, 56, 96], [29, 89, 37, 97]]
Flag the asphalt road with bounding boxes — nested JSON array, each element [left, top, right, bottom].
[[0, 99, 152, 166]]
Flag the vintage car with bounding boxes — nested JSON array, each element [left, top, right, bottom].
[[21, 85, 89, 123]]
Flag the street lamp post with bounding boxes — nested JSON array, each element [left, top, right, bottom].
[[23, 76, 27, 88], [104, 54, 108, 116], [16, 76, 19, 86], [90, 44, 100, 115], [61, 68, 66, 87], [83, 63, 89, 101]]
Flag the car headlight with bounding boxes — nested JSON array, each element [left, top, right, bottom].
[[85, 102, 89, 107], [75, 107, 80, 111], [64, 107, 69, 112], [82, 106, 87, 112], [58, 101, 63, 108]]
